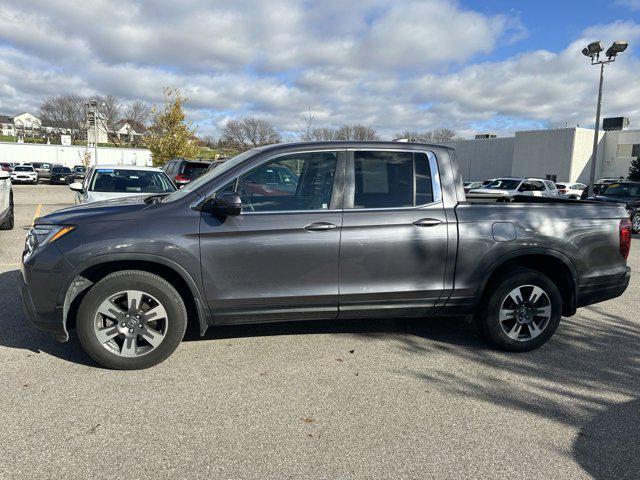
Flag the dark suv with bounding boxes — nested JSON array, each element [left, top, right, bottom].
[[162, 158, 210, 187], [21, 142, 630, 369], [50, 166, 74, 185]]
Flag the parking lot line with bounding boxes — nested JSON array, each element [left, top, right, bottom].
[[32, 204, 42, 225]]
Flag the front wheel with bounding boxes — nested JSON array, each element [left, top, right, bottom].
[[76, 270, 188, 369], [476, 268, 562, 352]]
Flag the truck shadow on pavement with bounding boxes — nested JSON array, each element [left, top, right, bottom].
[[0, 269, 95, 366]]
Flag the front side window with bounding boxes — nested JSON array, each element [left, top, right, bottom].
[[352, 151, 433, 209], [226, 151, 338, 212]]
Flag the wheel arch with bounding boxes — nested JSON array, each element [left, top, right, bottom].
[[62, 254, 210, 338], [478, 249, 578, 317]]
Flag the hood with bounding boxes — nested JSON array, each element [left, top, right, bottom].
[[38, 194, 156, 225]]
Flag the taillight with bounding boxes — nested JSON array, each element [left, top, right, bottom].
[[620, 218, 632, 260], [558, 189, 567, 194], [174, 174, 190, 184]]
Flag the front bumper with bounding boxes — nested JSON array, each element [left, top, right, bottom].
[[577, 268, 631, 308], [20, 278, 68, 341]]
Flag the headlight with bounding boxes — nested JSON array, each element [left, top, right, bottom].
[[25, 224, 76, 255]]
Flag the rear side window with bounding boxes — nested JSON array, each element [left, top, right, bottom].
[[352, 151, 433, 208]]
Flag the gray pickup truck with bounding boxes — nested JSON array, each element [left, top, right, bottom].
[[21, 142, 631, 369]]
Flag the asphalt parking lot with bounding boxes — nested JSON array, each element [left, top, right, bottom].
[[1, 184, 639, 479]]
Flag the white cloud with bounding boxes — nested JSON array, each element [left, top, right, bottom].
[[0, 1, 637, 139]]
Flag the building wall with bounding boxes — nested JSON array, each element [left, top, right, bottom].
[[443, 137, 514, 180], [0, 142, 152, 167], [600, 129, 640, 180], [511, 128, 578, 181]]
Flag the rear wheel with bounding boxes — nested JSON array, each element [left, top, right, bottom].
[[76, 270, 187, 369], [476, 268, 562, 351]]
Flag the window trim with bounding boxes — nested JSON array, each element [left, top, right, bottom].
[[343, 148, 442, 211]]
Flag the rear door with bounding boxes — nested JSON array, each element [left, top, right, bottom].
[[338, 149, 448, 317], [199, 149, 346, 322]]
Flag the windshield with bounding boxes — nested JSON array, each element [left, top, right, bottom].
[[485, 179, 522, 190], [14, 166, 34, 172], [52, 167, 71, 173], [600, 183, 640, 198], [90, 168, 176, 194], [74, 166, 86, 172], [162, 149, 260, 203]]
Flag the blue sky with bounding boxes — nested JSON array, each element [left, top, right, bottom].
[[0, 0, 638, 139]]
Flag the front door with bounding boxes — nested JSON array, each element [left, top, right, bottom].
[[338, 149, 448, 317], [199, 150, 345, 323]]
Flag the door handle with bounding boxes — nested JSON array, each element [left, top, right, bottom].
[[413, 218, 442, 227], [304, 222, 337, 232]]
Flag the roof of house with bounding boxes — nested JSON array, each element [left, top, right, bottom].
[[114, 119, 147, 133], [0, 115, 13, 124]]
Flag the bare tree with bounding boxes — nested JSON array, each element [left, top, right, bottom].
[[125, 100, 151, 128], [40, 95, 85, 140], [393, 128, 457, 143], [335, 124, 378, 141], [310, 127, 337, 141], [221, 117, 281, 151], [295, 106, 315, 141]]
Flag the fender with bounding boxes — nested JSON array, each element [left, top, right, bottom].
[[60, 253, 212, 339]]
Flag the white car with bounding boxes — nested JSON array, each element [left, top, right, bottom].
[[0, 170, 14, 230], [11, 165, 38, 184], [555, 182, 586, 199], [467, 177, 560, 199], [70, 165, 177, 204]]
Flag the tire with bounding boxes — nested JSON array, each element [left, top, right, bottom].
[[0, 195, 13, 230], [632, 213, 640, 234], [76, 270, 188, 369], [475, 268, 562, 352]]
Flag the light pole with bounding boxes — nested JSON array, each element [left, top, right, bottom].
[[582, 40, 628, 196], [87, 100, 99, 165]]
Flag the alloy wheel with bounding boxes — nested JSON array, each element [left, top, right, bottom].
[[498, 284, 552, 341], [93, 290, 168, 357]]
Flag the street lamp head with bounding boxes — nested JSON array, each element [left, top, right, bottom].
[[582, 47, 591, 57], [586, 41, 603, 55], [606, 40, 629, 58]]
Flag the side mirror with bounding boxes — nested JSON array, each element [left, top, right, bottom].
[[204, 192, 242, 216], [69, 182, 84, 193], [0, 170, 9, 180]]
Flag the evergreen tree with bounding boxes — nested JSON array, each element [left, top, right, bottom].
[[629, 156, 640, 181]]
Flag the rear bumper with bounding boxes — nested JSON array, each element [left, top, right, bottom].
[[577, 268, 631, 308]]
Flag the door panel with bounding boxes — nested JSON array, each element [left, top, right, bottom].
[[338, 150, 448, 317], [199, 150, 345, 323]]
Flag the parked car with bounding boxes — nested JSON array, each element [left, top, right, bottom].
[[21, 142, 631, 369], [587, 181, 640, 233], [11, 165, 38, 184], [0, 169, 13, 230], [463, 181, 483, 193], [555, 182, 586, 199], [580, 178, 620, 199], [467, 177, 559, 199], [162, 158, 211, 187], [72, 165, 87, 180], [0, 162, 12, 172], [49, 166, 74, 185], [30, 162, 52, 183], [69, 165, 177, 204]]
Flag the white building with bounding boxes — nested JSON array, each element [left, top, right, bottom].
[[446, 123, 640, 183]]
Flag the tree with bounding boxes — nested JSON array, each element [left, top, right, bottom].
[[221, 117, 280, 151], [40, 95, 85, 140], [310, 127, 337, 141], [335, 124, 378, 141], [295, 106, 315, 141], [629, 157, 640, 181], [125, 100, 151, 128], [145, 88, 199, 166], [392, 128, 457, 143]]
